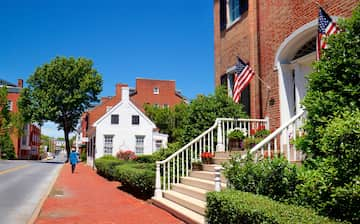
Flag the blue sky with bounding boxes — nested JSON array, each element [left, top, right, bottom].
[[0, 1, 214, 138]]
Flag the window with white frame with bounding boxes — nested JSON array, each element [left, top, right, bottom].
[[155, 140, 162, 150], [104, 135, 113, 155], [153, 87, 159, 95], [163, 104, 169, 108], [135, 135, 145, 154], [220, 0, 248, 30], [8, 100, 13, 111]]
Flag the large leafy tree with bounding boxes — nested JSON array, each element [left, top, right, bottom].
[[19, 56, 102, 160], [300, 5, 360, 159], [0, 87, 15, 159]]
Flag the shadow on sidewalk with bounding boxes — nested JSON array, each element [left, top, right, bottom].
[[116, 185, 152, 201]]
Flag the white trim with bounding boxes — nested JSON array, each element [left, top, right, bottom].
[[93, 99, 156, 129]]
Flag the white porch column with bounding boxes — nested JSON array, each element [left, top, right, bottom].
[[216, 120, 225, 152], [154, 162, 162, 198]]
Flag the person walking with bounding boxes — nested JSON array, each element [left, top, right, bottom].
[[69, 148, 78, 174]]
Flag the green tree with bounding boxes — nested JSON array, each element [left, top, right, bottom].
[[300, 5, 360, 159], [0, 86, 19, 159], [19, 56, 102, 160], [181, 86, 247, 144]]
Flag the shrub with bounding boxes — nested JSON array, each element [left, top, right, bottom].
[[114, 163, 155, 199], [206, 190, 342, 224], [152, 142, 181, 161], [95, 156, 126, 180], [224, 153, 299, 202], [133, 154, 155, 163], [116, 150, 137, 160], [227, 129, 246, 140]]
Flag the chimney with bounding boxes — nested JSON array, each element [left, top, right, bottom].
[[115, 83, 128, 99], [121, 87, 129, 102], [18, 79, 23, 88]]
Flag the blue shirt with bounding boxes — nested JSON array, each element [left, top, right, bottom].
[[69, 151, 78, 164]]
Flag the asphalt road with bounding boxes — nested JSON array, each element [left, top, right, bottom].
[[0, 152, 66, 224]]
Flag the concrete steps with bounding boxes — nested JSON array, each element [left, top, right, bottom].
[[171, 183, 208, 201], [189, 170, 227, 183], [151, 197, 205, 224], [181, 176, 226, 191]]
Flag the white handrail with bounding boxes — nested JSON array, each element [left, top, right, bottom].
[[157, 121, 218, 164], [243, 110, 306, 159]]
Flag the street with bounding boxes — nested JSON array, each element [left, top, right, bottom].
[[0, 152, 66, 224]]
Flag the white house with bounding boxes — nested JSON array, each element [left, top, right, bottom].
[[87, 87, 168, 166]]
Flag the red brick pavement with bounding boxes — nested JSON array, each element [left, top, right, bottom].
[[35, 163, 184, 224]]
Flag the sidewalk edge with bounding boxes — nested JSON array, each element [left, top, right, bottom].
[[27, 163, 64, 224]]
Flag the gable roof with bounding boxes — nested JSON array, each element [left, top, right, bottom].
[[0, 79, 17, 87], [93, 99, 156, 128]]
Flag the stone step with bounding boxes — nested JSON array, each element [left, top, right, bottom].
[[212, 157, 229, 165], [163, 190, 206, 215], [189, 170, 227, 183], [171, 183, 208, 201], [152, 196, 205, 224], [181, 176, 226, 191], [201, 164, 220, 172]]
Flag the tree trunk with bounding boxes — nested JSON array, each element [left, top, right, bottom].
[[63, 120, 70, 162]]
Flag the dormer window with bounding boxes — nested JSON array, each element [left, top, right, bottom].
[[153, 87, 159, 95]]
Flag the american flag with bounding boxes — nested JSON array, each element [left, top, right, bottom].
[[233, 57, 255, 103], [317, 7, 339, 59]]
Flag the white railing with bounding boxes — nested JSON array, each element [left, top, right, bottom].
[[154, 118, 268, 198], [243, 110, 306, 162]]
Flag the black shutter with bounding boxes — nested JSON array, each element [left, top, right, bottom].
[[240, 85, 251, 116], [220, 0, 227, 31], [240, 0, 248, 15]]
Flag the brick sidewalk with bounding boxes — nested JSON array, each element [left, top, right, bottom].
[[35, 163, 184, 224]]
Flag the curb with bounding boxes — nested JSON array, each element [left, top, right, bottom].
[[27, 163, 65, 224]]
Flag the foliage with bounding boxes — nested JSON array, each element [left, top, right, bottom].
[[0, 133, 15, 159], [19, 56, 103, 159], [181, 86, 247, 144], [224, 153, 299, 202], [227, 129, 246, 140], [114, 163, 155, 199], [253, 129, 270, 138], [151, 142, 181, 161], [300, 5, 360, 158], [80, 150, 87, 162], [116, 150, 137, 161], [206, 190, 343, 224], [144, 103, 188, 143], [94, 156, 126, 180], [133, 154, 155, 163]]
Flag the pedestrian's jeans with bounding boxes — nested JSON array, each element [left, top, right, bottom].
[[71, 164, 76, 173]]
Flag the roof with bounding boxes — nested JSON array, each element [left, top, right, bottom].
[[0, 79, 17, 87]]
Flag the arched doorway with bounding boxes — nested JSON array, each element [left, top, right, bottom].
[[275, 20, 317, 126]]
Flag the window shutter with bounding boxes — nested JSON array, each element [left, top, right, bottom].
[[240, 0, 248, 15], [220, 0, 227, 31]]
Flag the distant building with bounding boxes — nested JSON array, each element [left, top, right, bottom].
[[86, 87, 168, 166], [0, 79, 41, 159]]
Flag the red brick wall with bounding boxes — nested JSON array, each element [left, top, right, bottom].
[[7, 91, 20, 157], [214, 0, 358, 129], [130, 79, 184, 111]]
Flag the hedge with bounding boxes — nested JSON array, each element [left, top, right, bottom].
[[206, 190, 344, 224], [94, 156, 126, 180], [114, 163, 155, 199]]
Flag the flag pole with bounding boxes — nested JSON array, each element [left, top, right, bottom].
[[255, 74, 271, 90]]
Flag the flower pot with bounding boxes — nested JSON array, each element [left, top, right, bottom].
[[229, 138, 243, 151]]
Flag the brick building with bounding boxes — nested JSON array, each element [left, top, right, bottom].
[[80, 78, 186, 160], [214, 0, 357, 130], [0, 79, 41, 159]]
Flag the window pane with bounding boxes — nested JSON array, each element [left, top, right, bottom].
[[104, 135, 113, 154], [135, 136, 145, 154], [111, 114, 119, 124], [132, 115, 140, 125], [229, 0, 240, 22]]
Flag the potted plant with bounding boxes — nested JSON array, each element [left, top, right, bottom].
[[201, 152, 214, 164], [227, 128, 247, 151], [191, 159, 203, 171]]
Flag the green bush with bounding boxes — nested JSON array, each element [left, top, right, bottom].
[[133, 154, 155, 163], [95, 156, 126, 180], [206, 190, 342, 224], [152, 142, 181, 161], [224, 153, 299, 202], [114, 163, 155, 199]]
